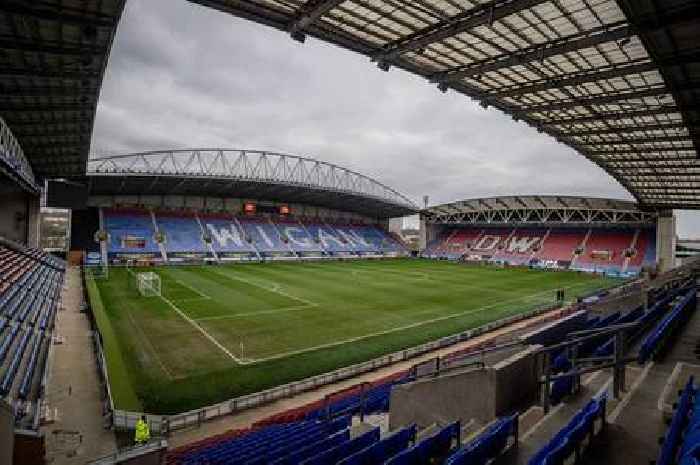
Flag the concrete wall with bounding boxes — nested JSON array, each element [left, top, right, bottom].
[[419, 217, 441, 251], [390, 366, 493, 430], [26, 195, 40, 248], [0, 190, 29, 244], [492, 345, 542, 415], [657, 211, 677, 272], [0, 401, 13, 465], [390, 345, 542, 430]]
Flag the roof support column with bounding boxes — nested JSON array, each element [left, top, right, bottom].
[[656, 210, 676, 272]]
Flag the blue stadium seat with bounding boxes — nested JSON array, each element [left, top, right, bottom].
[[18, 331, 44, 399], [527, 396, 606, 465], [337, 424, 417, 465], [239, 219, 289, 253], [300, 427, 380, 465], [444, 415, 518, 465], [384, 422, 459, 465], [639, 288, 697, 363], [199, 216, 256, 254], [0, 328, 32, 395], [156, 214, 207, 253], [181, 418, 351, 465], [104, 210, 160, 254], [657, 377, 695, 465]]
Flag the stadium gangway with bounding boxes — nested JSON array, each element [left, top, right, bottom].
[[444, 414, 518, 465], [538, 321, 641, 413], [540, 285, 697, 411], [527, 396, 607, 465]]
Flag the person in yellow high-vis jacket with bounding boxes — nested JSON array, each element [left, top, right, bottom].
[[135, 415, 150, 445]]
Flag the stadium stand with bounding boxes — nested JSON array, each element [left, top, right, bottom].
[[155, 211, 208, 255], [0, 241, 65, 429], [638, 288, 698, 363], [657, 377, 698, 465], [103, 208, 160, 256], [444, 414, 518, 465], [527, 396, 607, 465], [424, 226, 656, 276], [100, 207, 406, 262]]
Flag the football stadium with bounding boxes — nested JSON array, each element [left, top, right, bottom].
[[1, 1, 699, 465]]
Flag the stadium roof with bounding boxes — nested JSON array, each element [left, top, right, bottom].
[[1, 0, 699, 210], [0, 1, 125, 178], [423, 195, 657, 225], [86, 149, 418, 218]]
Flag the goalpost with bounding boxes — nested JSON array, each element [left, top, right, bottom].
[[86, 264, 109, 280], [134, 271, 162, 297]]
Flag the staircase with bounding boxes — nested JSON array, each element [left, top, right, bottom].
[[233, 216, 261, 260], [98, 207, 109, 268], [269, 218, 297, 257], [530, 228, 551, 261], [150, 210, 168, 263], [195, 213, 219, 262], [621, 229, 641, 273], [571, 228, 592, 267]]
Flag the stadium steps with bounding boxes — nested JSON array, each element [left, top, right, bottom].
[[576, 290, 700, 465], [495, 289, 700, 465], [494, 369, 613, 465]]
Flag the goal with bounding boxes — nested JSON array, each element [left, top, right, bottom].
[[135, 272, 161, 297], [86, 264, 109, 280]]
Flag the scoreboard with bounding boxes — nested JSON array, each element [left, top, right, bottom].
[[243, 202, 291, 215]]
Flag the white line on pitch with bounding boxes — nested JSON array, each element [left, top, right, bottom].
[[175, 279, 211, 300], [209, 267, 318, 307], [243, 282, 587, 364], [159, 293, 243, 363], [127, 269, 243, 364], [194, 304, 315, 321], [125, 310, 176, 380]]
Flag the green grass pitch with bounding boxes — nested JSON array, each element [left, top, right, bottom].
[[86, 259, 619, 414]]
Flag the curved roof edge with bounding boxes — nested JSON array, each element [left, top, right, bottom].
[[423, 195, 657, 226], [85, 148, 419, 218]]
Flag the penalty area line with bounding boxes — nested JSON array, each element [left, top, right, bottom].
[[209, 267, 318, 307], [194, 303, 316, 321], [175, 279, 211, 300], [158, 293, 244, 364], [127, 269, 243, 364]]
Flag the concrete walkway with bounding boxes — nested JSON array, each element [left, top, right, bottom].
[[43, 267, 117, 464], [167, 308, 567, 448]]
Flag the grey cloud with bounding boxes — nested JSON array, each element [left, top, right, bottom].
[[92, 0, 699, 236]]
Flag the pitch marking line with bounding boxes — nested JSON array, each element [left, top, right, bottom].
[[174, 278, 211, 300], [127, 269, 243, 364], [194, 304, 316, 321], [210, 267, 318, 307], [242, 281, 593, 365], [124, 310, 176, 380]]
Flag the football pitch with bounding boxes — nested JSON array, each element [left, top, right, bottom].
[[86, 259, 620, 413]]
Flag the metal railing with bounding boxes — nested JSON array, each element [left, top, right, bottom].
[[87, 149, 418, 210], [0, 116, 37, 190]]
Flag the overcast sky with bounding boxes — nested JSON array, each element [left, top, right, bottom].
[[92, 0, 700, 236]]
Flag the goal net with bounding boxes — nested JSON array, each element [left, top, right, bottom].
[[86, 264, 109, 280], [135, 272, 161, 297]]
